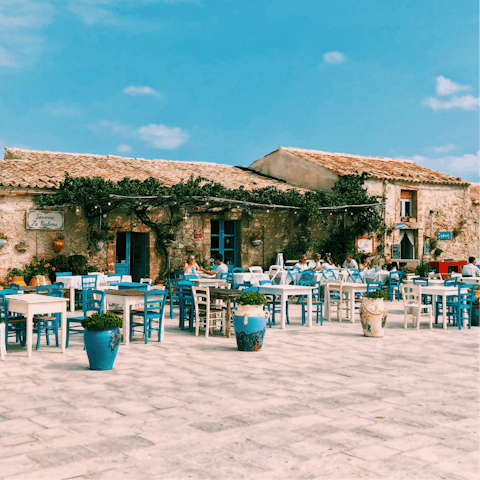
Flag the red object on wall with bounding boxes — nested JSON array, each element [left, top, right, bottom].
[[194, 228, 203, 239], [429, 260, 467, 278]]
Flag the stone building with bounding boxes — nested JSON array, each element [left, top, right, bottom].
[[0, 148, 319, 282], [249, 147, 479, 266]]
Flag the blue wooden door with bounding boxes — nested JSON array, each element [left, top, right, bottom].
[[210, 220, 237, 265], [115, 232, 131, 276]]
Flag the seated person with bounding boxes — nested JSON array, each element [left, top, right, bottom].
[[183, 255, 206, 276], [295, 255, 311, 271], [322, 255, 336, 269], [383, 256, 399, 271], [462, 257, 480, 277], [342, 254, 358, 269], [203, 253, 229, 278], [308, 253, 323, 271], [359, 255, 372, 272]]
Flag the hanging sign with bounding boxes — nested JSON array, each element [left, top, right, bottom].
[[395, 223, 406, 229], [392, 244, 401, 259], [437, 231, 452, 241], [26, 211, 64, 230]]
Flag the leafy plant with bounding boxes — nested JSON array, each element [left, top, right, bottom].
[[0, 233, 6, 239], [9, 267, 25, 277], [363, 289, 388, 300], [236, 292, 267, 306], [415, 257, 430, 277], [433, 248, 443, 259], [81, 312, 123, 330], [24, 255, 54, 277]]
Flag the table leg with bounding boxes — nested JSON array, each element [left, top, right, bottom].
[[26, 311, 33, 358], [61, 303, 67, 353], [280, 294, 286, 329], [442, 295, 447, 329], [226, 299, 231, 338], [307, 292, 312, 327], [123, 299, 130, 345], [350, 289, 355, 323], [70, 286, 75, 312]]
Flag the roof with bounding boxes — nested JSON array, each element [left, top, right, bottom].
[[471, 183, 479, 205], [1, 148, 303, 192], [273, 147, 469, 186]]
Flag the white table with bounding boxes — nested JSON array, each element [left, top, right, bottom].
[[460, 277, 480, 285], [5, 294, 68, 357], [233, 272, 270, 286], [191, 278, 228, 288], [339, 282, 368, 323], [403, 279, 444, 286], [257, 284, 314, 328], [420, 285, 461, 329], [104, 288, 166, 345]]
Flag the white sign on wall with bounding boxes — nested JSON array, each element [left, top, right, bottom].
[[26, 210, 64, 230]]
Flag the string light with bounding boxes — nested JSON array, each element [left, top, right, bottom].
[[107, 202, 111, 206], [94, 205, 98, 209], [266, 209, 270, 213]]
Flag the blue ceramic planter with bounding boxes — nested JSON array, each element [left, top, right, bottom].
[[84, 328, 121, 370], [233, 305, 266, 351]]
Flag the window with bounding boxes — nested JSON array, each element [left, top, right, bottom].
[[400, 190, 414, 218], [210, 220, 237, 265]]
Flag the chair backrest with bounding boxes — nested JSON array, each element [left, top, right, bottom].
[[242, 286, 260, 293], [56, 272, 72, 277], [173, 270, 185, 279], [348, 269, 364, 283], [82, 275, 98, 290], [36, 284, 61, 294], [82, 289, 106, 316], [220, 272, 233, 283], [232, 267, 244, 273], [268, 265, 283, 275], [390, 271, 402, 284], [0, 289, 20, 296], [184, 275, 198, 281], [140, 278, 153, 284], [9, 283, 21, 290], [144, 290, 167, 318], [192, 287, 210, 314], [413, 277, 429, 286], [249, 266, 263, 273], [325, 280, 343, 299], [401, 284, 421, 305], [0, 293, 9, 322], [444, 277, 458, 286], [298, 270, 316, 285], [366, 281, 382, 293], [321, 269, 337, 280]]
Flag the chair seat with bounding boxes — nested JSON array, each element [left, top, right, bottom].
[[7, 316, 26, 322], [34, 315, 57, 321]]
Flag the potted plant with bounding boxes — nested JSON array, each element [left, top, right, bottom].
[[251, 235, 262, 246], [0, 233, 7, 249], [359, 289, 388, 338], [415, 257, 430, 277], [81, 312, 123, 370], [53, 235, 65, 253], [233, 291, 268, 351], [24, 255, 53, 286], [8, 267, 27, 287]]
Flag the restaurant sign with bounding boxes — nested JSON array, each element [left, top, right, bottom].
[[437, 231, 452, 241], [26, 210, 64, 230]]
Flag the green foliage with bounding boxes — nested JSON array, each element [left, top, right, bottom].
[[9, 267, 25, 277], [433, 248, 443, 259], [282, 221, 312, 261], [81, 312, 123, 330], [415, 257, 430, 277], [0, 232, 6, 239], [363, 289, 388, 300], [236, 292, 267, 306]]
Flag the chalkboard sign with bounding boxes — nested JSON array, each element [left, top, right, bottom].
[[392, 244, 401, 259]]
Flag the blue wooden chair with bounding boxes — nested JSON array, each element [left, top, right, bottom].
[[296, 270, 316, 304], [232, 267, 244, 273], [444, 277, 459, 287], [178, 281, 195, 331], [388, 271, 403, 301], [366, 281, 382, 293], [34, 288, 64, 350], [413, 277, 431, 304], [348, 269, 364, 283], [0, 291, 25, 350], [259, 280, 289, 327], [66, 289, 105, 348], [173, 270, 185, 279], [56, 272, 72, 276], [184, 275, 198, 281], [82, 275, 98, 289], [130, 290, 167, 343], [220, 272, 233, 286], [321, 269, 337, 281], [454, 284, 475, 330], [301, 280, 323, 325], [9, 283, 21, 291], [168, 278, 181, 319]]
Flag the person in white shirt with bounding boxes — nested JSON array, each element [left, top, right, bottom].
[[308, 253, 323, 271], [183, 255, 205, 276], [322, 255, 336, 269], [462, 257, 480, 277], [342, 254, 358, 269], [203, 253, 229, 278], [295, 255, 311, 271]]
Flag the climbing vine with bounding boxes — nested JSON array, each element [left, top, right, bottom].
[[35, 172, 384, 276]]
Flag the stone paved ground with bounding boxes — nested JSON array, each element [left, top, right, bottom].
[[0, 301, 479, 480]]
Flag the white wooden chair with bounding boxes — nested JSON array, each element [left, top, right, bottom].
[[268, 265, 283, 280], [0, 323, 6, 360], [401, 284, 432, 329], [140, 278, 153, 284], [325, 280, 351, 322], [249, 266, 264, 274], [192, 287, 226, 338]]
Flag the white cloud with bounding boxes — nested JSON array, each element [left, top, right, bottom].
[[323, 51, 346, 64], [123, 86, 161, 98], [423, 94, 480, 111], [94, 120, 189, 150], [433, 143, 456, 154], [436, 76, 471, 96], [67, 0, 118, 26], [0, 46, 17, 67], [138, 124, 189, 149], [117, 144, 132, 153]]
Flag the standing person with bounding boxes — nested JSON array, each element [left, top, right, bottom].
[[308, 253, 323, 271], [383, 256, 399, 271], [295, 254, 311, 271], [203, 253, 229, 278], [462, 257, 480, 277], [342, 254, 358, 269], [183, 255, 206, 276]]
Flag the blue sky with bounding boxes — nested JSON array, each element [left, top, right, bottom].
[[1, 0, 479, 182]]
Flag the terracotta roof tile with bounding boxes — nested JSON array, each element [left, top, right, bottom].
[[1, 148, 304, 192], [280, 147, 469, 185]]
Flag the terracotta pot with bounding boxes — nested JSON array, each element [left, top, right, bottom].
[[29, 275, 52, 287], [11, 276, 27, 287], [53, 239, 65, 253]]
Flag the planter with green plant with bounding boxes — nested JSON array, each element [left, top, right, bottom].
[[81, 312, 123, 370], [415, 257, 430, 277], [360, 288, 388, 337], [233, 292, 268, 351], [0, 233, 7, 249]]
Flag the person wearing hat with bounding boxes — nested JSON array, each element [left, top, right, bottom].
[[308, 253, 323, 271]]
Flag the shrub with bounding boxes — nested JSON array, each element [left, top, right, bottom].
[[81, 312, 123, 330], [236, 292, 267, 306], [363, 289, 388, 300]]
